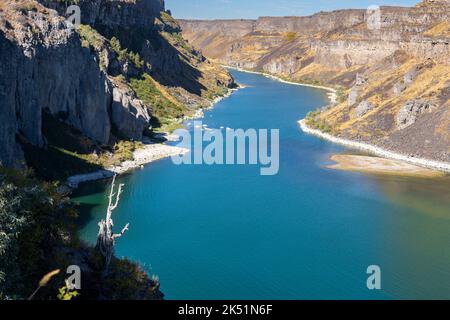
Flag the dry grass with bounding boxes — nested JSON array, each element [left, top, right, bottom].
[[317, 56, 450, 138], [423, 21, 450, 38]]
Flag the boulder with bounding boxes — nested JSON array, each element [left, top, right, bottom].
[[347, 87, 359, 107], [393, 82, 407, 95], [396, 100, 433, 129], [348, 74, 368, 107], [393, 67, 418, 95], [355, 100, 374, 117]]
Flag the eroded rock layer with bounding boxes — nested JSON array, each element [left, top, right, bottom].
[[180, 0, 450, 162], [0, 0, 234, 167]]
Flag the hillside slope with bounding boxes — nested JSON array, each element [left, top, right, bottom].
[[180, 0, 450, 163], [0, 0, 234, 171]]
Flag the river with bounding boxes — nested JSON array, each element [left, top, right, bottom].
[[72, 70, 450, 299]]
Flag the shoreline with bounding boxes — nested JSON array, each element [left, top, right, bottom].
[[184, 86, 240, 121], [226, 65, 449, 174], [66, 86, 238, 189], [327, 154, 446, 178], [298, 119, 450, 174], [223, 65, 337, 104], [66, 143, 189, 188]]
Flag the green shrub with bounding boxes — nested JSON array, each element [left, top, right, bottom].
[[305, 109, 333, 134], [336, 87, 346, 104], [284, 32, 298, 41], [77, 25, 104, 50], [0, 168, 162, 300], [110, 37, 145, 69], [130, 74, 185, 121], [0, 169, 78, 299]]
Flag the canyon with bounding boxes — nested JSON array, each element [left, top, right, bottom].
[[0, 0, 235, 172], [0, 0, 236, 300], [179, 0, 450, 164]]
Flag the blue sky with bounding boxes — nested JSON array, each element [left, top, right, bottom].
[[166, 0, 420, 19]]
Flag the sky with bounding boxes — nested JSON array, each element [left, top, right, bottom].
[[166, 0, 420, 20]]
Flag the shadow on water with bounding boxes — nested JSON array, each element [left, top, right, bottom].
[[70, 70, 450, 299], [71, 179, 111, 229]]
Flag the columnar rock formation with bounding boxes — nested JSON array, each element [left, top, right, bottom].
[[0, 0, 234, 168], [179, 0, 450, 162]]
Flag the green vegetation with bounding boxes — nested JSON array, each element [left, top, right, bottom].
[[0, 168, 162, 300], [299, 78, 326, 87], [162, 31, 192, 53], [57, 283, 79, 300], [78, 25, 104, 50], [110, 37, 145, 69], [110, 37, 127, 61], [20, 139, 103, 181], [77, 25, 109, 70], [284, 32, 298, 41], [305, 109, 333, 133], [336, 86, 346, 104], [153, 118, 183, 134], [205, 85, 228, 100], [159, 11, 175, 25], [75, 13, 229, 136], [0, 168, 78, 299], [52, 140, 140, 169], [130, 74, 185, 120], [20, 112, 143, 181], [78, 28, 145, 70]]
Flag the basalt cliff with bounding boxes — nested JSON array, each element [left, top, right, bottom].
[[180, 0, 450, 163], [0, 0, 234, 173], [0, 0, 236, 300]]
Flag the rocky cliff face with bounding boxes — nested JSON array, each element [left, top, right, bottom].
[[180, 3, 450, 70], [1, 1, 113, 166], [179, 0, 450, 162], [40, 0, 165, 28], [0, 0, 234, 168]]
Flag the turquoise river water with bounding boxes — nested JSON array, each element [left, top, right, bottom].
[[73, 70, 450, 299]]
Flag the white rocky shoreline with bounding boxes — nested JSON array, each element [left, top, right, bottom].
[[183, 86, 240, 121], [298, 119, 450, 174], [66, 143, 189, 188], [225, 65, 449, 174]]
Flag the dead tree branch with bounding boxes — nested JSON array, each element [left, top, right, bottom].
[[96, 175, 130, 275]]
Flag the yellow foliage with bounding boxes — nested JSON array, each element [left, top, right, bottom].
[[39, 269, 61, 287], [284, 32, 298, 41]]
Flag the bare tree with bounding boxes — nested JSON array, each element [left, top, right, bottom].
[[96, 175, 129, 274]]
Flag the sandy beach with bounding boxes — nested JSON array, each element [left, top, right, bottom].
[[228, 67, 449, 175], [299, 119, 450, 174], [327, 154, 446, 178]]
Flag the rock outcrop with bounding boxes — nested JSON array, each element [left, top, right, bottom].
[[0, 2, 112, 166], [0, 0, 234, 168], [110, 81, 151, 140], [355, 100, 375, 118], [38, 0, 165, 29], [396, 100, 434, 129], [179, 0, 450, 162]]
